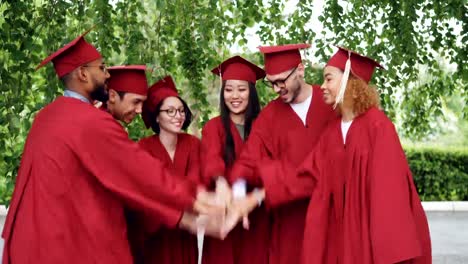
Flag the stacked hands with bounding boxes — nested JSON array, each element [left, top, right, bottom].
[[179, 177, 265, 239]]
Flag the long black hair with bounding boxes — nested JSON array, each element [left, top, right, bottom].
[[149, 96, 193, 134], [220, 80, 261, 167]]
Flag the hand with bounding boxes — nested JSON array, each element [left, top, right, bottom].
[[178, 211, 198, 235], [215, 176, 232, 208], [196, 214, 228, 240], [193, 189, 226, 219], [226, 189, 265, 230], [178, 211, 227, 239]]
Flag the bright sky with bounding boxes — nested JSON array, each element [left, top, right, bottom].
[[230, 0, 326, 57]]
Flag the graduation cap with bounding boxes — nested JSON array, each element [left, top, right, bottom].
[[326, 46, 384, 109], [211, 55, 265, 83], [258, 43, 310, 75], [36, 30, 102, 78], [142, 76, 179, 128], [107, 65, 148, 96]]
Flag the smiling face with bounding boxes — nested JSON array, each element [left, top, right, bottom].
[[157, 96, 186, 134], [108, 90, 147, 124], [223, 79, 250, 115], [265, 66, 303, 104], [321, 65, 344, 105]]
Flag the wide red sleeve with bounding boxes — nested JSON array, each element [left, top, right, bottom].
[[187, 136, 202, 184], [76, 115, 196, 228], [230, 110, 273, 185], [369, 121, 431, 263], [261, 140, 322, 208], [200, 119, 226, 185]]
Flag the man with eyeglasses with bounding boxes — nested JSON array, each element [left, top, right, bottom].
[[2, 31, 226, 264], [228, 44, 336, 264]]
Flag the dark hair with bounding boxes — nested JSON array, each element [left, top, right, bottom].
[[149, 96, 193, 134], [60, 72, 72, 85], [116, 91, 127, 100], [220, 80, 261, 167]]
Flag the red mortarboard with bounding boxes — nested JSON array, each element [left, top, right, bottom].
[[107, 65, 148, 96], [36, 30, 102, 78], [326, 46, 383, 83], [211, 55, 265, 83], [142, 76, 179, 128], [258, 43, 310, 75]]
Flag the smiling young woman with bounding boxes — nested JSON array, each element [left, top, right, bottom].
[[127, 75, 200, 264], [200, 55, 269, 264]]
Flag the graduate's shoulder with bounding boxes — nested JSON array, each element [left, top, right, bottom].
[[203, 116, 222, 128], [138, 134, 158, 146], [202, 115, 224, 135], [363, 107, 396, 132], [37, 96, 113, 124], [259, 96, 289, 118], [263, 96, 283, 110]]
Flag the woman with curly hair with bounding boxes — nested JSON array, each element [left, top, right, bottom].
[[236, 47, 432, 264]]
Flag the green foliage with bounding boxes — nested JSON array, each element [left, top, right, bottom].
[[407, 147, 468, 201], [0, 0, 466, 204], [316, 0, 467, 138]]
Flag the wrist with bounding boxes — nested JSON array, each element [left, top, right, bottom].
[[252, 188, 265, 207]]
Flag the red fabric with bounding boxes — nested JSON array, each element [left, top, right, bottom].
[[295, 107, 431, 263], [230, 85, 336, 264], [211, 56, 265, 83], [107, 65, 148, 96], [2, 97, 196, 264], [200, 116, 244, 185], [258, 43, 310, 75], [142, 76, 179, 128], [36, 30, 101, 77], [326, 46, 384, 83], [201, 117, 270, 264], [128, 133, 201, 264]]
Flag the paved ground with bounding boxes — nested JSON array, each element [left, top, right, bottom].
[[428, 211, 468, 263], [0, 212, 466, 263]]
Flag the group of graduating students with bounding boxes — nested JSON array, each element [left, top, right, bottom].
[[2, 29, 432, 264]]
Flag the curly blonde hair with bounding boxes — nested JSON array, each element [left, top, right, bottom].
[[341, 75, 380, 116]]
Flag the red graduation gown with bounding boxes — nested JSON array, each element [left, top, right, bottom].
[[2, 97, 195, 264], [131, 133, 201, 264], [230, 85, 335, 264], [266, 107, 432, 263], [200, 116, 270, 264]]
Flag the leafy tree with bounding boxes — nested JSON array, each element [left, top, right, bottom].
[[0, 0, 465, 204]]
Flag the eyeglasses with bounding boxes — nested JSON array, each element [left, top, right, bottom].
[[160, 108, 186, 117], [83, 64, 108, 73], [264, 67, 297, 88]]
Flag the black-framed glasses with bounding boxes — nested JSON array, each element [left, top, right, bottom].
[[83, 64, 108, 73], [264, 67, 297, 88], [160, 108, 186, 117]]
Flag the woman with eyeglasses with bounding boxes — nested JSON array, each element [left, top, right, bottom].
[[129, 76, 200, 264], [201, 56, 269, 264]]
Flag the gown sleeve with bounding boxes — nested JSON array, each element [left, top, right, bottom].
[[76, 115, 196, 227], [261, 139, 323, 208], [201, 119, 227, 185], [187, 136, 202, 184], [369, 120, 428, 263], [230, 110, 273, 185]]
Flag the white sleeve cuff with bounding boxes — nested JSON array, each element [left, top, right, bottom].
[[232, 179, 247, 199]]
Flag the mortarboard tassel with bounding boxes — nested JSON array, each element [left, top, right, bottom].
[[333, 50, 351, 109]]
